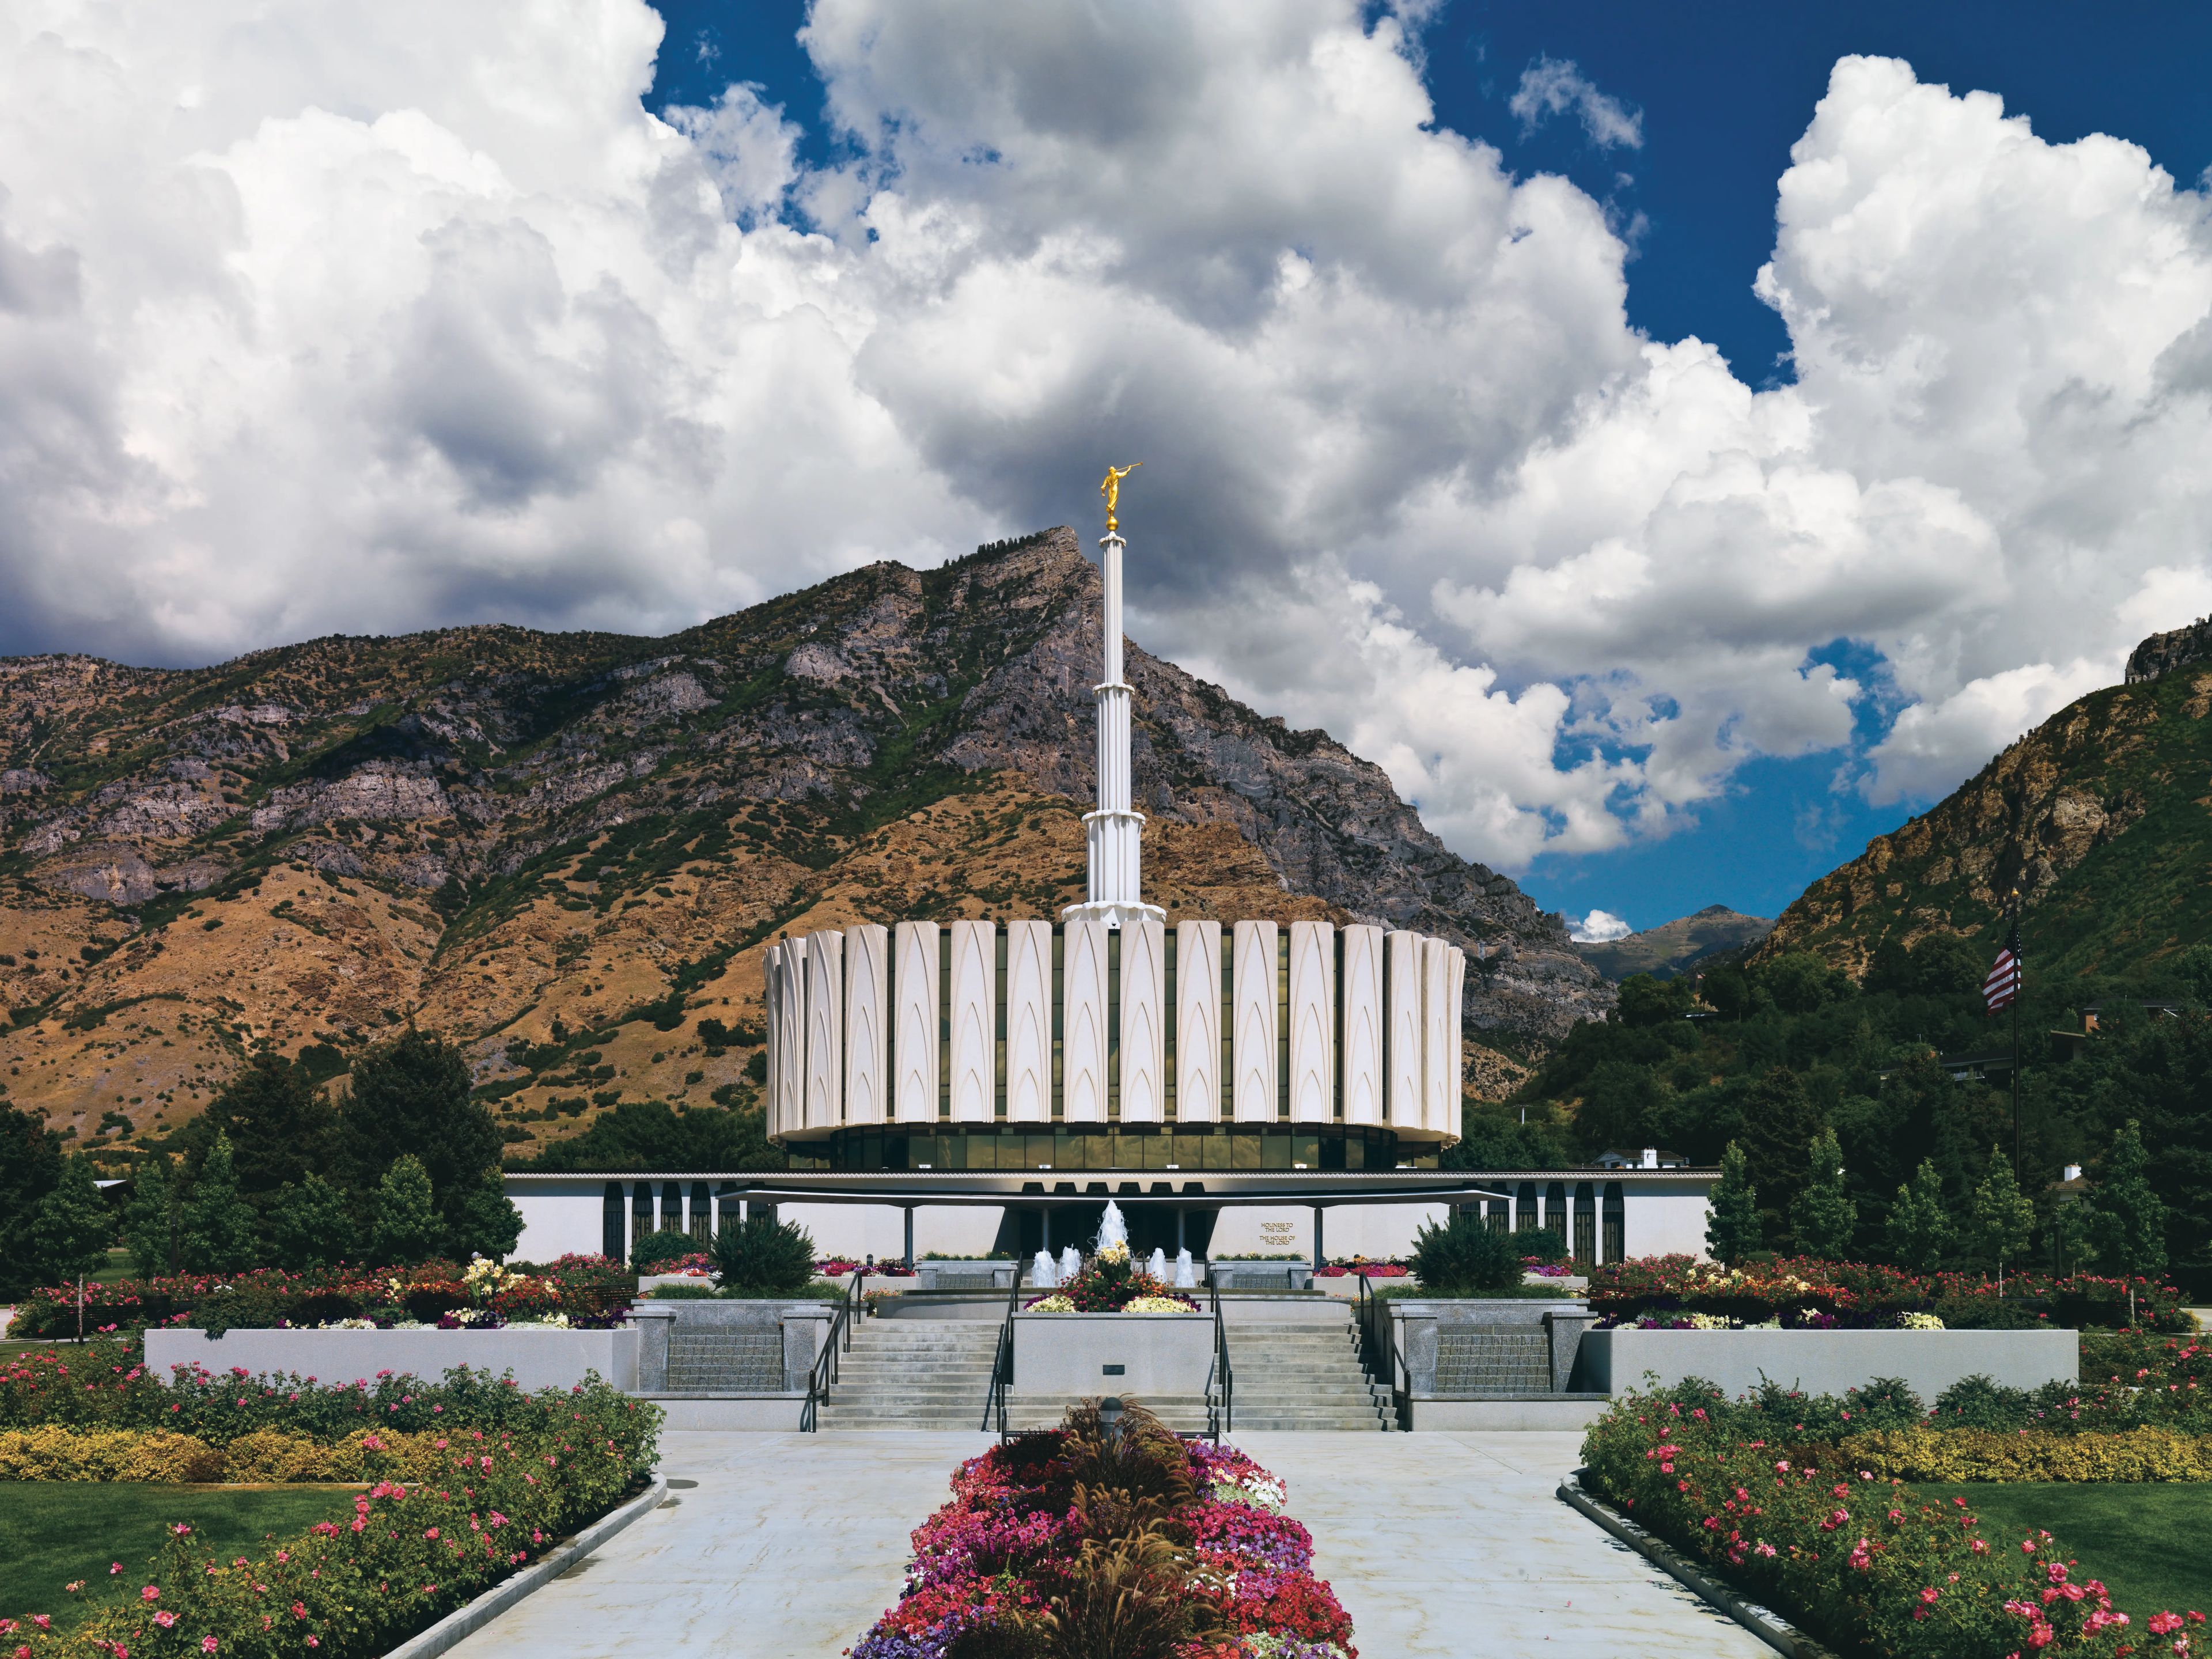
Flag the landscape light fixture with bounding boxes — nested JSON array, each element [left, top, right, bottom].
[[1099, 1396, 1124, 1448]]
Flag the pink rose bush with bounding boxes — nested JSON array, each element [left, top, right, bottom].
[[1582, 1382, 2204, 1656], [1, 1378, 658, 1658]]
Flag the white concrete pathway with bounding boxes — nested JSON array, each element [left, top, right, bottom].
[[441, 1430, 995, 1659], [444, 1429, 1768, 1658], [1233, 1430, 1770, 1659]]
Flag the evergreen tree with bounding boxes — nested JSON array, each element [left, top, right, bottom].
[[1968, 1146, 2035, 1287], [36, 1153, 114, 1282], [122, 1154, 180, 1276], [2086, 1118, 2168, 1277], [194, 1051, 336, 1216], [445, 1167, 523, 1261], [1883, 1157, 1953, 1273], [340, 1031, 500, 1241], [371, 1155, 444, 1265], [181, 1131, 261, 1272], [1705, 1141, 1762, 1264], [0, 1103, 66, 1299], [1737, 1069, 1825, 1249], [265, 1175, 358, 1270], [1789, 1127, 1858, 1258], [180, 1141, 260, 1283]]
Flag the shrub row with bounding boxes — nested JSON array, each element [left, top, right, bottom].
[[6, 1256, 635, 1339], [1588, 1255, 2190, 1331], [4, 1377, 661, 1659], [1840, 1426, 2212, 1484], [1581, 1382, 2204, 1657], [0, 1340, 612, 1445], [0, 1425, 483, 1484]]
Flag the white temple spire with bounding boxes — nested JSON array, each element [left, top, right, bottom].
[[1063, 468, 1164, 931]]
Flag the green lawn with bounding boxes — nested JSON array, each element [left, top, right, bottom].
[[1919, 1483, 2212, 1621], [0, 1484, 357, 1628]]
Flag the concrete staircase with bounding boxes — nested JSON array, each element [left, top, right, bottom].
[[813, 1299, 1393, 1432], [1222, 1311, 1392, 1431], [814, 1319, 1002, 1430]]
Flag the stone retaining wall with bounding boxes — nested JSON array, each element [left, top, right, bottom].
[[144, 1327, 641, 1393]]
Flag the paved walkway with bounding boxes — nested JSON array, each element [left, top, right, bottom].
[[1233, 1431, 1770, 1658], [446, 1429, 1767, 1658], [442, 1431, 996, 1659]]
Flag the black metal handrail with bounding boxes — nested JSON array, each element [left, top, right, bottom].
[[800, 1269, 864, 1433], [1352, 1272, 1407, 1430], [980, 1266, 1023, 1438], [1204, 1268, 1232, 1443]]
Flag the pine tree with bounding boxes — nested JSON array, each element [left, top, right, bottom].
[[196, 1051, 337, 1218], [1736, 1068, 1825, 1249], [1705, 1140, 1762, 1264], [36, 1153, 114, 1283], [266, 1174, 358, 1270], [1883, 1157, 1952, 1273], [123, 1154, 180, 1276], [0, 1103, 66, 1300], [181, 1131, 262, 1272], [1968, 1146, 2035, 1290], [2086, 1118, 2168, 1277], [445, 1167, 522, 1261], [1789, 1127, 1858, 1258], [372, 1155, 444, 1265]]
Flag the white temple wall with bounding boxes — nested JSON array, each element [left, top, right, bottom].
[[843, 924, 887, 1127], [1287, 920, 1334, 1123], [1063, 918, 1109, 1122], [1005, 919, 1052, 1123], [1175, 920, 1221, 1122], [1119, 916, 1165, 1122], [1232, 920, 1278, 1122], [804, 931, 843, 1130], [892, 922, 940, 1123], [948, 920, 995, 1123], [1385, 930, 1423, 1130], [1340, 925, 1382, 1126]]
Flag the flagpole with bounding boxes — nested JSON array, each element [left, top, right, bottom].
[[2009, 889, 2022, 1178]]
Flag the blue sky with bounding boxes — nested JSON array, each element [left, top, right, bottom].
[[11, 5, 2211, 942], [639, 0, 2212, 931]]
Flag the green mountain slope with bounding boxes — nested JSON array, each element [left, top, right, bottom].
[[1760, 645, 2212, 987], [1574, 905, 1773, 982]]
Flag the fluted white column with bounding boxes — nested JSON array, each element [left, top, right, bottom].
[[1232, 919, 1279, 1122], [892, 922, 940, 1123], [1174, 919, 1221, 1122], [1005, 919, 1052, 1122], [843, 924, 888, 1126], [1287, 920, 1335, 1122], [1340, 925, 1382, 1125]]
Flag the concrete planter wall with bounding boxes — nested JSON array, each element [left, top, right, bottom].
[[1210, 1262, 1313, 1291], [627, 1300, 834, 1392], [914, 1262, 1018, 1291], [1010, 1313, 1215, 1397], [1574, 1328, 2080, 1399], [145, 1327, 640, 1394]]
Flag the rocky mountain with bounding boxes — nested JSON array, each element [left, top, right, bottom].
[[1759, 618, 2212, 982], [1572, 905, 1774, 982], [0, 528, 1604, 1157]]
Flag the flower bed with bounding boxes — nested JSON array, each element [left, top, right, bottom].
[[6, 1256, 635, 1339], [1588, 1256, 2190, 1332], [816, 1260, 917, 1278], [1580, 1379, 2206, 1657], [2, 1372, 660, 1658], [1031, 1243, 1197, 1313], [850, 1400, 1355, 1658], [1310, 1259, 1407, 1279]]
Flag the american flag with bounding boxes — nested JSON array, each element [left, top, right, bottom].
[[1983, 926, 2022, 1014]]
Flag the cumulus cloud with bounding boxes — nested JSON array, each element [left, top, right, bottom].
[[1570, 909, 1633, 944], [1, 9, 2209, 877], [1509, 56, 1645, 150]]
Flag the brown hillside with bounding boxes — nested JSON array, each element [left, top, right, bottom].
[[1, 529, 1599, 1158]]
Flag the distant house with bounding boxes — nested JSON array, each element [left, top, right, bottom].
[[1593, 1147, 1691, 1169]]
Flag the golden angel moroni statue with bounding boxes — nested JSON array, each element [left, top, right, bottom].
[[1100, 462, 1141, 533]]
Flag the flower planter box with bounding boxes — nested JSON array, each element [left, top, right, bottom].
[[144, 1325, 641, 1393], [1010, 1312, 1215, 1397], [1573, 1327, 2079, 1399]]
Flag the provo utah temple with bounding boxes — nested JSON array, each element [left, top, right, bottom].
[[506, 497, 1716, 1267]]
